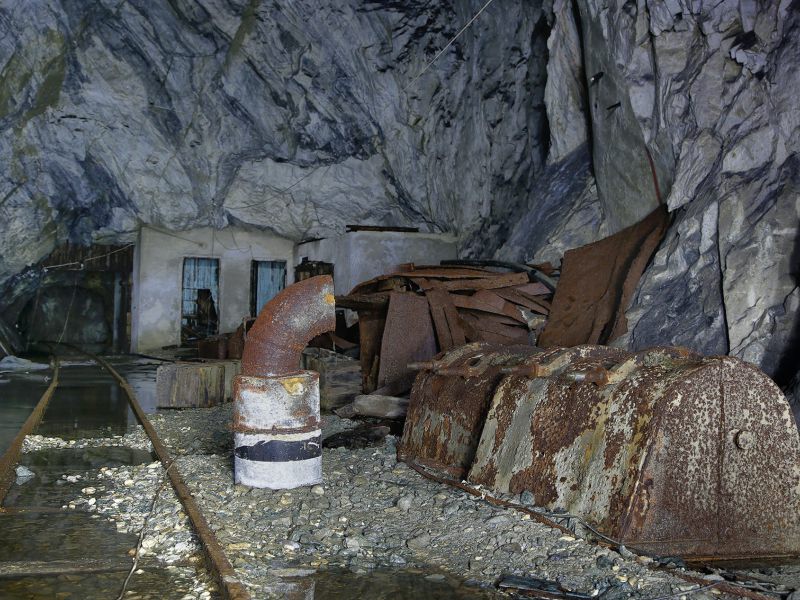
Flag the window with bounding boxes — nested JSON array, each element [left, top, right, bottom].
[[181, 257, 220, 344], [250, 260, 286, 316]]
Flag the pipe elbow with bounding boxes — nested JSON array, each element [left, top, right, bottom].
[[241, 275, 336, 377]]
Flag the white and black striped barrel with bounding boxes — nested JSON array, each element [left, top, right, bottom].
[[232, 371, 322, 489]]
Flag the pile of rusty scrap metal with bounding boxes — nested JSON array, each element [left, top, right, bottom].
[[336, 205, 671, 396], [336, 262, 556, 394]]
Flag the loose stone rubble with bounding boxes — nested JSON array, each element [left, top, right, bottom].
[[18, 402, 797, 599], [144, 405, 729, 599], [20, 431, 216, 600]]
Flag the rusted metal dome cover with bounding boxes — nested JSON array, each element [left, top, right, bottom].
[[400, 343, 800, 560], [466, 346, 800, 560], [398, 343, 540, 479]]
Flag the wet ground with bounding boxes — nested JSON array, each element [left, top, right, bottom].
[[0, 356, 500, 599], [0, 358, 214, 599]]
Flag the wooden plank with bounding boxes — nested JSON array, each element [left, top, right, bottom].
[[426, 288, 466, 350], [377, 292, 438, 390], [426, 289, 453, 350], [449, 291, 527, 324], [358, 309, 386, 393], [459, 309, 523, 328], [493, 288, 551, 315], [461, 314, 530, 345], [511, 289, 552, 313], [513, 282, 552, 296], [395, 268, 495, 279], [335, 292, 390, 311], [155, 363, 225, 408]]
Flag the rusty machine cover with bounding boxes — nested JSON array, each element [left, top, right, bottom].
[[398, 343, 540, 479], [402, 344, 800, 560]]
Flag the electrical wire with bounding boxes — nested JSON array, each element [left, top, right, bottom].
[[401, 0, 497, 94], [56, 273, 79, 346], [44, 243, 134, 271]]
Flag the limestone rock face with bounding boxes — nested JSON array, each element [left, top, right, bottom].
[[468, 144, 607, 266], [0, 0, 549, 283], [2, 0, 799, 393], [565, 0, 800, 382]]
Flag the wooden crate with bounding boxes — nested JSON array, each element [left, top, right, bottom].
[[156, 363, 225, 408], [301, 348, 361, 411]]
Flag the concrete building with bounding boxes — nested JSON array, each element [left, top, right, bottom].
[[131, 226, 295, 352]]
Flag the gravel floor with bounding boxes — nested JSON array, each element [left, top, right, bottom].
[[143, 404, 744, 599], [19, 431, 218, 600], [16, 401, 798, 599]]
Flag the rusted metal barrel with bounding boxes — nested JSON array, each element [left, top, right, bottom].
[[232, 275, 334, 489], [398, 342, 540, 479], [233, 372, 322, 489], [401, 344, 800, 560]]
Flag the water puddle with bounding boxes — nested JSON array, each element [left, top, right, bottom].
[[4, 446, 154, 507], [0, 565, 211, 600], [274, 569, 502, 599]]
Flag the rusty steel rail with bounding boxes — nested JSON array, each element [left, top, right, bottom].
[[0, 357, 60, 506], [82, 352, 251, 600]]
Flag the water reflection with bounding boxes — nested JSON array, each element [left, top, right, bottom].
[[268, 569, 501, 599]]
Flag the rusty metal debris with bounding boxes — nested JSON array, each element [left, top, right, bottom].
[[337, 265, 553, 393], [233, 276, 335, 490], [400, 344, 800, 560], [241, 275, 336, 377], [398, 343, 540, 479], [538, 206, 668, 347]]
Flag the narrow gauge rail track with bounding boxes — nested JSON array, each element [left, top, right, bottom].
[[0, 352, 251, 600]]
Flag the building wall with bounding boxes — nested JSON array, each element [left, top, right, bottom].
[[295, 231, 458, 295], [131, 227, 294, 352]]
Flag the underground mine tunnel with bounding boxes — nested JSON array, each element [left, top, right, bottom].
[[0, 1, 799, 599]]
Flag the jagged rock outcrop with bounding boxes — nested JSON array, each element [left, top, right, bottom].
[[543, 0, 799, 389], [0, 0, 550, 284], [2, 0, 799, 400]]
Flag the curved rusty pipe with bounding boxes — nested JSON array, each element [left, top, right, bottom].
[[241, 275, 336, 377]]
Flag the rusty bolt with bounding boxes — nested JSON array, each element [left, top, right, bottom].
[[500, 363, 548, 378], [733, 429, 755, 450], [407, 361, 440, 372], [562, 367, 610, 386]]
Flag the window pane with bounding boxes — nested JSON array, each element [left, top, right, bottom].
[[181, 257, 220, 343], [251, 260, 286, 316]]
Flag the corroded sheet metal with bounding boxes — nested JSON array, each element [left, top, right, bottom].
[[377, 292, 437, 391], [397, 343, 540, 479], [466, 346, 800, 559]]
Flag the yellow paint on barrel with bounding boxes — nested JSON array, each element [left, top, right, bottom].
[[279, 377, 306, 395]]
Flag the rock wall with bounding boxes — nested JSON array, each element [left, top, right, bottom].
[[0, 0, 549, 284], [2, 0, 799, 392], [539, 0, 799, 387]]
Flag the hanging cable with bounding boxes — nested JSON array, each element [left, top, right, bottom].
[[56, 272, 80, 346], [401, 0, 497, 93], [45, 243, 134, 271]]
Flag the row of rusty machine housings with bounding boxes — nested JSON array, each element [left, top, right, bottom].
[[398, 343, 800, 561], [334, 206, 800, 562]]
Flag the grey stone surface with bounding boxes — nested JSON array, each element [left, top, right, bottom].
[[0, 0, 550, 284], [568, 0, 800, 384], [1, 0, 799, 393], [486, 144, 607, 265]]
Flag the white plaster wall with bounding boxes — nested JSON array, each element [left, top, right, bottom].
[[131, 227, 294, 352], [294, 231, 458, 295]]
